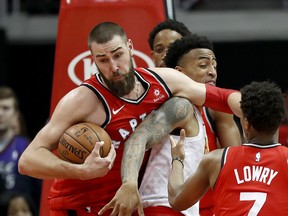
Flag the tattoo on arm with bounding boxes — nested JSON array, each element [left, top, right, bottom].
[[121, 97, 192, 182]]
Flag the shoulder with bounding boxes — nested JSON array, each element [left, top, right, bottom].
[[167, 97, 192, 107], [51, 86, 104, 124], [205, 148, 224, 162], [199, 148, 224, 186], [60, 86, 100, 108]]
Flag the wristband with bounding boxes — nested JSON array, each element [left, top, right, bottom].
[[204, 84, 239, 114], [172, 157, 184, 168]]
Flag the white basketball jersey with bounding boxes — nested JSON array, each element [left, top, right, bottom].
[[139, 105, 206, 216]]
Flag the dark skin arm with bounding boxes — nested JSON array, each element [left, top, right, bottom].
[[168, 129, 223, 211], [209, 109, 241, 148], [99, 97, 194, 216]]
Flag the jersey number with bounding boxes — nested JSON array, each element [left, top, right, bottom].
[[240, 192, 267, 216]]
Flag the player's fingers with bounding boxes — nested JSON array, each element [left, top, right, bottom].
[[98, 201, 112, 215], [169, 135, 176, 148], [109, 203, 122, 216], [91, 141, 104, 156], [179, 129, 186, 145], [137, 203, 145, 216]]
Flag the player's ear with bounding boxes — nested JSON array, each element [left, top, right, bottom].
[[175, 66, 185, 74], [242, 118, 250, 131], [127, 39, 134, 55]]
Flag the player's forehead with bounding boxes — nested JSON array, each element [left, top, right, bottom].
[[153, 29, 182, 46], [185, 48, 216, 61], [90, 35, 126, 57]]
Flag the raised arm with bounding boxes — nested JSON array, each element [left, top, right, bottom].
[[18, 86, 116, 180], [168, 130, 224, 211], [99, 97, 193, 216]]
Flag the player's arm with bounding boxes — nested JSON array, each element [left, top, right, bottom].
[[122, 97, 192, 182], [99, 97, 193, 216], [211, 109, 242, 147], [18, 86, 116, 180], [152, 67, 242, 118], [168, 130, 223, 211]]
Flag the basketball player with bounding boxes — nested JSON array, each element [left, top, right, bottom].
[[148, 21, 241, 215], [163, 34, 241, 215], [18, 22, 241, 216], [148, 19, 191, 67], [134, 34, 221, 216], [168, 81, 288, 215]]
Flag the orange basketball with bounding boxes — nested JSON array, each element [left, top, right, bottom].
[[57, 122, 111, 164]]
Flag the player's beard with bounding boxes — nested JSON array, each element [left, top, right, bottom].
[[99, 60, 135, 97]]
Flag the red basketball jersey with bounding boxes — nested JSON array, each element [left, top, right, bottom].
[[200, 107, 217, 215], [201, 107, 217, 152], [279, 124, 288, 147], [214, 143, 288, 215], [48, 68, 171, 211]]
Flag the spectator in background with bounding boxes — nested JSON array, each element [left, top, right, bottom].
[[12, 111, 28, 137], [0, 86, 41, 214], [0, 191, 37, 216]]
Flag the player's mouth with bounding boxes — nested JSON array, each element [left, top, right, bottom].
[[206, 80, 216, 86]]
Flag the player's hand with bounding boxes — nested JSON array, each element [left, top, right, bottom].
[[80, 141, 116, 180], [98, 182, 144, 216], [169, 129, 185, 161]]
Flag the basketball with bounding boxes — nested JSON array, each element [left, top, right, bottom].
[[57, 122, 111, 164]]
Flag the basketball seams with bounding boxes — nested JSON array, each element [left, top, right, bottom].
[[57, 122, 111, 163], [83, 123, 101, 142], [57, 148, 70, 161], [64, 131, 92, 153], [82, 123, 104, 157]]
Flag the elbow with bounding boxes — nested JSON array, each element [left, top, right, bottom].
[[168, 194, 186, 212], [18, 153, 29, 175], [169, 199, 183, 212]]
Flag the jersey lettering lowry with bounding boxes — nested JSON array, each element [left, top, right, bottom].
[[234, 165, 278, 185]]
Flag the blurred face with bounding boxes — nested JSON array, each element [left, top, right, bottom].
[[176, 48, 217, 85], [90, 35, 135, 97], [0, 98, 17, 132], [151, 29, 183, 67], [8, 197, 32, 216]]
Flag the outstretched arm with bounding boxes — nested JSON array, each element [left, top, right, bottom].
[[99, 97, 193, 216], [152, 67, 242, 118]]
